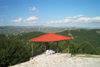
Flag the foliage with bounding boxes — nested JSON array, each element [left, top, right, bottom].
[[96, 47, 100, 55], [58, 29, 100, 47], [78, 42, 97, 54], [0, 38, 31, 67], [0, 29, 100, 66]]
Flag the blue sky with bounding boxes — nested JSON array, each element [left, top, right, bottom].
[[0, 0, 100, 28]]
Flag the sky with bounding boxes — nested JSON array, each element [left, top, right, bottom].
[[0, 0, 100, 28]]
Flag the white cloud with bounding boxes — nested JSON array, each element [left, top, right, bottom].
[[25, 16, 39, 22], [28, 21, 38, 24], [76, 17, 100, 22], [73, 14, 84, 18], [29, 7, 39, 13], [76, 17, 91, 22], [30, 7, 37, 11], [92, 17, 100, 22], [48, 18, 71, 24], [11, 18, 23, 23], [24, 16, 39, 24], [10, 16, 39, 24], [66, 14, 84, 19], [48, 15, 100, 24]]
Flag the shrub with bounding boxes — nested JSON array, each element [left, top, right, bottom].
[[0, 39, 31, 67], [78, 42, 97, 54]]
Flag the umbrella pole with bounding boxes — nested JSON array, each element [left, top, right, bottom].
[[32, 43, 33, 56], [44, 42, 47, 55], [68, 40, 70, 53], [56, 42, 59, 53], [45, 42, 46, 51]]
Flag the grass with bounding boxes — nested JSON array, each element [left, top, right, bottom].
[[73, 54, 100, 58]]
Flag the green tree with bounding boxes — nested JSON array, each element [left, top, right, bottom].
[[78, 42, 97, 54], [0, 39, 31, 67], [96, 47, 100, 55]]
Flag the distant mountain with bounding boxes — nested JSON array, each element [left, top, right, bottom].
[[0, 26, 65, 34], [1, 26, 98, 34], [0, 26, 39, 34]]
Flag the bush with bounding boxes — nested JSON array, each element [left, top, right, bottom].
[[78, 42, 97, 54], [96, 47, 100, 55], [0, 39, 31, 67], [69, 42, 80, 55]]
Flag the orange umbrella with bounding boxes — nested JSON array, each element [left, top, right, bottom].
[[29, 33, 72, 56], [29, 33, 72, 42]]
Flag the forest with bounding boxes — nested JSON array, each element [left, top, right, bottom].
[[0, 29, 100, 67]]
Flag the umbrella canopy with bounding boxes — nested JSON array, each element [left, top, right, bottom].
[[29, 33, 72, 42]]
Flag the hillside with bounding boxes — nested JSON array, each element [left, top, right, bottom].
[[1, 28, 100, 66], [58, 29, 100, 47], [8, 28, 100, 47]]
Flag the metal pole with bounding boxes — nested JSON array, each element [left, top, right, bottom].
[[32, 43, 33, 56], [44, 42, 47, 55], [56, 42, 59, 53], [45, 42, 46, 51], [68, 40, 70, 53]]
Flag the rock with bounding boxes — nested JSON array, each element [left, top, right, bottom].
[[46, 50, 55, 55]]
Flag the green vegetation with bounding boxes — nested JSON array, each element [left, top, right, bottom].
[[0, 32, 45, 67], [0, 38, 31, 67], [58, 29, 100, 47], [0, 29, 100, 66]]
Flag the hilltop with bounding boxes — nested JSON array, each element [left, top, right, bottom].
[[11, 53, 100, 67]]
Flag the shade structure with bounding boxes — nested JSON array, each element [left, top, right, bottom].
[[29, 33, 72, 42]]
